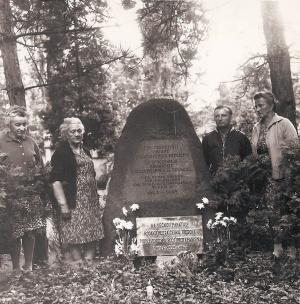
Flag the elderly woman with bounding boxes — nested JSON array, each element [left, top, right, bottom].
[[50, 117, 104, 263], [0, 106, 46, 272], [252, 91, 299, 259]]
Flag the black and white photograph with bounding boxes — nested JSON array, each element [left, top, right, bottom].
[[0, 0, 300, 302]]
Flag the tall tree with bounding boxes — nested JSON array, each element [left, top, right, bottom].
[[261, 0, 296, 126], [122, 0, 208, 99], [40, 0, 121, 154], [0, 0, 26, 107]]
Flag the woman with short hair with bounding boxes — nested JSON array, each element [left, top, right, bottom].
[[50, 117, 104, 263], [252, 91, 299, 258], [0, 106, 46, 272]]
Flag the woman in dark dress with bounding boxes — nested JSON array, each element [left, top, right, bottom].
[[51, 118, 104, 264], [251, 91, 299, 258]]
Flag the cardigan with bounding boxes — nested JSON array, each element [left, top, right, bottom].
[[252, 114, 299, 180], [50, 141, 92, 209]]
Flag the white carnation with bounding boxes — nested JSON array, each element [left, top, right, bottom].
[[116, 219, 127, 230], [123, 221, 134, 230], [113, 218, 122, 227], [122, 207, 128, 216], [130, 204, 140, 211], [220, 221, 227, 227], [207, 219, 213, 229], [215, 212, 223, 220], [229, 216, 237, 224], [196, 203, 205, 210], [202, 197, 209, 204]]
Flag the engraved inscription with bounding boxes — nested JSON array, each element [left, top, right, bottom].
[[136, 216, 203, 256], [124, 139, 196, 202]]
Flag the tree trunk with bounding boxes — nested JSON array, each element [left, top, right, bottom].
[[0, 0, 26, 107], [261, 0, 296, 127]]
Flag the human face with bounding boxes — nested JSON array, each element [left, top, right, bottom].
[[214, 108, 232, 129], [9, 116, 28, 140], [254, 97, 273, 120], [67, 123, 84, 145]]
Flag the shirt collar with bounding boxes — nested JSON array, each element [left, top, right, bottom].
[[259, 113, 283, 129], [267, 113, 283, 128], [216, 125, 234, 134], [5, 131, 25, 143]]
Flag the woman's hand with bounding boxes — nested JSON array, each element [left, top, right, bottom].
[[60, 206, 71, 220], [52, 181, 71, 220], [60, 204, 71, 220]]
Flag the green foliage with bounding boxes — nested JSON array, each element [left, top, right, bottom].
[[138, 0, 207, 100], [113, 204, 139, 260], [211, 155, 271, 214], [293, 78, 300, 123], [205, 214, 237, 266], [118, 0, 209, 102], [0, 73, 9, 131], [209, 140, 300, 253], [10, 0, 122, 154], [122, 0, 137, 10], [216, 83, 258, 138], [107, 58, 146, 136], [235, 55, 271, 96], [282, 141, 300, 246], [210, 155, 272, 251], [137, 0, 207, 71], [215, 55, 271, 138], [9, 0, 211, 151], [37, 1, 119, 154], [1, 254, 300, 303]]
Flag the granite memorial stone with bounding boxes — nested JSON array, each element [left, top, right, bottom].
[[102, 98, 214, 255]]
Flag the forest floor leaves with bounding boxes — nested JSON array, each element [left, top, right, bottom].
[[1, 252, 300, 304]]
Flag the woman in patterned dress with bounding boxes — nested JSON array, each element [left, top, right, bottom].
[[0, 106, 46, 272], [50, 118, 104, 263], [251, 91, 299, 258]]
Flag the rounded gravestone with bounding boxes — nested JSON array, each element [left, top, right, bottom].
[[101, 99, 214, 255]]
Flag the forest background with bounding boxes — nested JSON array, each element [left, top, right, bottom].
[[0, 0, 300, 156], [1, 2, 300, 301]]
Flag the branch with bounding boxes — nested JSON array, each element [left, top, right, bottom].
[[220, 76, 249, 85], [22, 38, 46, 86], [239, 54, 267, 68], [220, 62, 268, 85], [0, 27, 100, 40], [16, 39, 44, 48], [139, 1, 162, 21], [174, 3, 189, 78], [18, 53, 131, 91]]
